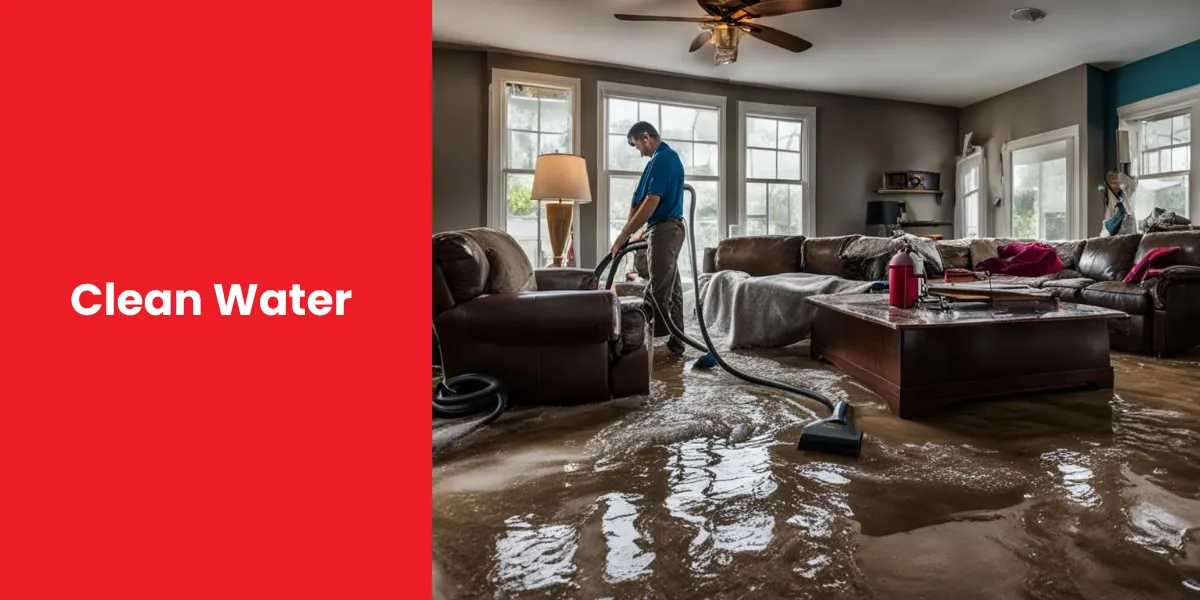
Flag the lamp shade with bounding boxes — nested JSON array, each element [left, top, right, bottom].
[[866, 200, 902, 225], [531, 154, 592, 204]]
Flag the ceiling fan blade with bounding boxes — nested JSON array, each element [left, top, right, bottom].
[[739, 0, 842, 18], [743, 23, 813, 53], [614, 14, 713, 23], [688, 30, 713, 52]]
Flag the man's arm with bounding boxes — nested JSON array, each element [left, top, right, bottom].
[[611, 195, 659, 257]]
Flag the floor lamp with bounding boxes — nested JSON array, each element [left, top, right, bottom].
[[531, 153, 592, 267]]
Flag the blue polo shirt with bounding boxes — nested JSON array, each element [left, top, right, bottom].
[[632, 141, 685, 227]]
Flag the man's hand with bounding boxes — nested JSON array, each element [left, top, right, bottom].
[[610, 235, 627, 261], [630, 228, 646, 242]]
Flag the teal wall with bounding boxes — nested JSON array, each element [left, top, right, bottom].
[[1103, 39, 1200, 166]]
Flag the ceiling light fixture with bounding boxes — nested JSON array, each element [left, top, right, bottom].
[[1010, 7, 1048, 23]]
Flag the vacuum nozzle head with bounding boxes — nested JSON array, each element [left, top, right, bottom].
[[797, 400, 863, 458], [691, 353, 718, 370]]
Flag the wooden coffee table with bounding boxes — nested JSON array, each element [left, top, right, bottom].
[[806, 294, 1128, 418]]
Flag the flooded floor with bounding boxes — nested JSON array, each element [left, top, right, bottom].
[[433, 341, 1200, 599]]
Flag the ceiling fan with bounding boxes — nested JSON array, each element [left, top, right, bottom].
[[614, 0, 842, 66]]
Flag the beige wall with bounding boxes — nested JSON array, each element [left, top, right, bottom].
[[434, 45, 958, 266], [958, 65, 1105, 238]]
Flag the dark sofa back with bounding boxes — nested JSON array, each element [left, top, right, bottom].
[[1078, 234, 1142, 282], [802, 235, 859, 277], [713, 235, 804, 277], [1136, 230, 1200, 267]]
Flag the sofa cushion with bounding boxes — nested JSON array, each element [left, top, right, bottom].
[[616, 297, 648, 357], [1048, 239, 1087, 271], [935, 239, 972, 270], [966, 238, 1020, 269], [900, 234, 944, 275], [715, 235, 804, 277], [1136, 230, 1200, 267], [1080, 281, 1151, 315], [802, 235, 859, 277], [841, 236, 905, 281], [1040, 277, 1096, 303], [1078, 234, 1142, 282], [433, 231, 489, 302]]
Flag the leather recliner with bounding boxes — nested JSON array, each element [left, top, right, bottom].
[[433, 228, 652, 406]]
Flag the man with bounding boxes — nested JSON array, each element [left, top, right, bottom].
[[610, 121, 686, 355]]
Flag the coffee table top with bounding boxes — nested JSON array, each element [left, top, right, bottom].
[[806, 293, 1127, 330]]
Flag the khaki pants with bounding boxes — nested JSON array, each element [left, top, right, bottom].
[[644, 218, 685, 349]]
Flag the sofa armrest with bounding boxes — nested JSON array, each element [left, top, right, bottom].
[[702, 247, 718, 274], [436, 290, 618, 345], [1146, 265, 1200, 309], [536, 268, 599, 291]]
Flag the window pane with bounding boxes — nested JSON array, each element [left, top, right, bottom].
[[1144, 117, 1173, 150], [965, 191, 979, 234], [661, 105, 698, 141], [768, 183, 789, 235], [674, 141, 695, 174], [638, 102, 660, 128], [1136, 175, 1189, 218], [506, 173, 540, 266], [778, 150, 801, 181], [609, 175, 641, 228], [778, 120, 802, 151], [1012, 139, 1070, 240], [681, 180, 719, 286], [1172, 146, 1190, 172], [749, 149, 776, 179], [506, 91, 538, 131], [747, 182, 767, 215], [1175, 114, 1191, 144], [540, 98, 571, 134], [539, 133, 569, 155], [695, 109, 719, 142], [609, 98, 639, 135], [965, 166, 979, 192], [509, 131, 537, 169], [747, 117, 775, 148], [608, 134, 647, 171], [788, 184, 804, 234], [1145, 150, 1161, 175], [746, 217, 767, 236], [693, 142, 718, 176]]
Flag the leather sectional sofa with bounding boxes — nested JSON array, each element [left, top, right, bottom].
[[701, 230, 1200, 357]]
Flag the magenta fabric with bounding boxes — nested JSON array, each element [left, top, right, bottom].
[[975, 241, 1065, 277], [1124, 246, 1180, 283]]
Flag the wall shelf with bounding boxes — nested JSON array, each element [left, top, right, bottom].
[[875, 189, 944, 205]]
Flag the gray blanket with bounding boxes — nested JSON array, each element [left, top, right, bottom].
[[699, 271, 874, 349]]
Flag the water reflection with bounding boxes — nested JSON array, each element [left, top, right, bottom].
[[600, 493, 655, 583], [491, 515, 578, 592]]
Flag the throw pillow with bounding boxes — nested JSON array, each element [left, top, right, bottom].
[[936, 239, 972, 270], [968, 238, 1002, 269], [899, 234, 944, 275]]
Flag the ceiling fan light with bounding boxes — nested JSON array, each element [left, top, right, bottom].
[[714, 46, 738, 65]]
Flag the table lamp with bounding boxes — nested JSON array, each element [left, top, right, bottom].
[[531, 153, 592, 267]]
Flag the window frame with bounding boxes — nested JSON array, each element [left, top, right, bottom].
[[955, 146, 986, 239], [1001, 124, 1081, 240], [736, 102, 817, 238], [487, 69, 583, 267], [595, 81, 727, 261], [1117, 83, 1200, 221]]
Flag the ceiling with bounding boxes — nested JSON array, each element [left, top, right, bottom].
[[433, 0, 1200, 107]]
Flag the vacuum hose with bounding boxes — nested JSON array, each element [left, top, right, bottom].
[[601, 184, 863, 458]]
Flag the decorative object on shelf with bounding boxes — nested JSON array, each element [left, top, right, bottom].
[[530, 153, 592, 267], [882, 170, 941, 192]]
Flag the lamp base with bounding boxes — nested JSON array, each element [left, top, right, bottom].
[[544, 202, 572, 267]]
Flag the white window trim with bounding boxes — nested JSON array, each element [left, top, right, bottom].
[[487, 69, 583, 266], [595, 81, 727, 261], [736, 101, 817, 238], [1001, 124, 1082, 240], [1117, 83, 1200, 219], [955, 146, 986, 239]]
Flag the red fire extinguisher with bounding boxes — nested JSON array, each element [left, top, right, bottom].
[[888, 248, 920, 309]]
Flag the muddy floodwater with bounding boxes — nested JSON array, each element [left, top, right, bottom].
[[433, 341, 1200, 599]]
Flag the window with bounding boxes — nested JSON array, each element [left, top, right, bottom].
[[956, 149, 985, 238], [1117, 83, 1200, 227], [1133, 112, 1191, 217], [738, 102, 815, 238], [597, 82, 725, 284], [488, 70, 581, 267], [1003, 126, 1080, 240]]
